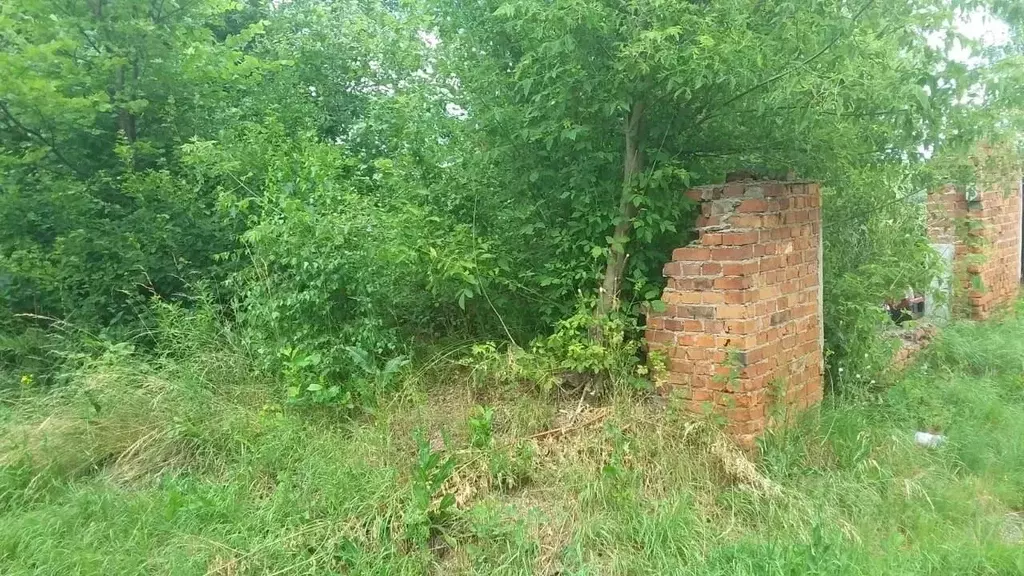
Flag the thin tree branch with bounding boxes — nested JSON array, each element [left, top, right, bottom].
[[695, 0, 876, 128], [0, 101, 88, 177], [728, 105, 911, 118], [642, 1, 875, 180]]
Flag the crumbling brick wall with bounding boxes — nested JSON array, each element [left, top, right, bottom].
[[645, 181, 823, 446], [927, 174, 1022, 320]]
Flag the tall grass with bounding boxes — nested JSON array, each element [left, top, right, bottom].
[[2, 304, 1024, 574]]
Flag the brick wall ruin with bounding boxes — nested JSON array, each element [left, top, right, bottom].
[[645, 181, 823, 446], [927, 171, 1022, 320]]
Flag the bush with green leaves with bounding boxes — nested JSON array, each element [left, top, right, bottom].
[[0, 0, 274, 383], [186, 121, 502, 397], [822, 164, 945, 392], [4, 0, 1024, 406], [463, 297, 654, 394]]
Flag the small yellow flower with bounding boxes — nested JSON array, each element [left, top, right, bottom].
[[20, 374, 34, 387]]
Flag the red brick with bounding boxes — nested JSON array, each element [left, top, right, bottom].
[[737, 199, 771, 213], [724, 291, 756, 304], [754, 300, 777, 316], [701, 292, 725, 305], [717, 304, 750, 319], [734, 390, 767, 408], [702, 262, 723, 275], [663, 291, 702, 305], [742, 362, 771, 378], [704, 320, 727, 334], [646, 330, 675, 344], [759, 256, 783, 272], [722, 183, 747, 198], [714, 276, 753, 290], [721, 231, 760, 245], [672, 246, 711, 261], [663, 319, 687, 331], [710, 350, 731, 363], [730, 215, 762, 228], [677, 262, 702, 276], [686, 348, 708, 361], [691, 389, 714, 402], [671, 277, 714, 291], [694, 334, 716, 347], [724, 319, 757, 334], [761, 183, 788, 198], [796, 341, 817, 356], [702, 233, 724, 246], [770, 310, 792, 326], [711, 246, 754, 261], [716, 334, 754, 348], [675, 305, 716, 319], [682, 320, 704, 332], [722, 261, 759, 275], [746, 345, 771, 365], [669, 359, 695, 374]]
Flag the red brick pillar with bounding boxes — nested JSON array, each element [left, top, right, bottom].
[[645, 181, 823, 446], [927, 178, 1022, 320]]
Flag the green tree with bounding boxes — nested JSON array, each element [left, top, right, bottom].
[[427, 0, 1022, 317], [0, 0, 271, 329]]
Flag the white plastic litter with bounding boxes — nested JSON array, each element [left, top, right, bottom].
[[914, 431, 946, 448]]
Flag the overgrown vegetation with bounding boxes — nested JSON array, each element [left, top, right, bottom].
[[3, 0, 1024, 395], [3, 0, 1024, 570], [3, 300, 1024, 574]]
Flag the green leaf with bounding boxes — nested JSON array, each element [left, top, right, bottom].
[[914, 86, 931, 113]]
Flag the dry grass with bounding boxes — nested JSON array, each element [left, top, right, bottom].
[[0, 365, 232, 489]]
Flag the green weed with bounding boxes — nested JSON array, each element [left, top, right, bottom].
[[468, 405, 495, 449], [2, 306, 1024, 574]]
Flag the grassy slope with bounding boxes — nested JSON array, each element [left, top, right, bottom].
[[2, 308, 1024, 575]]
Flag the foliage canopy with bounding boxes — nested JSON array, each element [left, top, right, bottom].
[[2, 0, 1023, 391]]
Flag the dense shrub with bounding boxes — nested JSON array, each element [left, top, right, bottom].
[[822, 165, 944, 392], [3, 0, 1024, 401]]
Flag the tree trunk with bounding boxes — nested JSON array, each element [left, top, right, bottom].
[[116, 60, 138, 143], [598, 100, 645, 316]]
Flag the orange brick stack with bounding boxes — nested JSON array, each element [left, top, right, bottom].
[[645, 180, 823, 447], [927, 179, 1022, 320]]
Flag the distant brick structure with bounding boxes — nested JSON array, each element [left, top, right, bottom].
[[927, 169, 1022, 320], [645, 181, 823, 446]]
